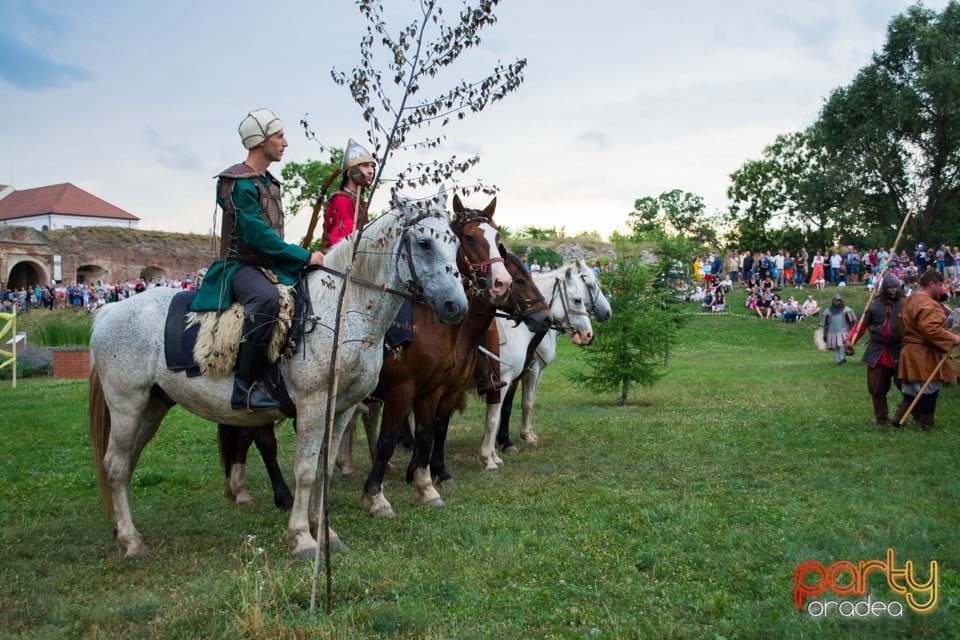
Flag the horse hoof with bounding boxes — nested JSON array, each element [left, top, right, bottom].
[[422, 497, 445, 508], [293, 546, 318, 561], [121, 543, 150, 560], [502, 445, 519, 454], [440, 477, 456, 487], [328, 539, 349, 552], [340, 470, 357, 480], [484, 461, 499, 471], [371, 505, 396, 518], [234, 493, 253, 505]]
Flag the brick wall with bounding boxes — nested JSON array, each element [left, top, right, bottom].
[[53, 349, 90, 379]]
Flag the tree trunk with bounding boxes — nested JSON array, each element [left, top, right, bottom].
[[620, 375, 629, 406]]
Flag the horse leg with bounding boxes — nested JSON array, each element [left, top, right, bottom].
[[363, 400, 385, 469], [497, 381, 519, 452], [430, 412, 455, 485], [406, 401, 444, 507], [335, 412, 358, 479], [218, 424, 256, 505], [481, 393, 506, 469], [361, 401, 400, 517], [397, 412, 414, 452], [252, 424, 294, 510], [519, 365, 544, 445], [99, 391, 169, 558], [287, 405, 350, 560]]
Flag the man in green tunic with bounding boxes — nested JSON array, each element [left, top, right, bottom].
[[192, 108, 325, 411]]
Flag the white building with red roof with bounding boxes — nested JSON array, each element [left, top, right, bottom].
[[0, 183, 139, 231]]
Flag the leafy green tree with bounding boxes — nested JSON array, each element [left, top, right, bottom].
[[569, 250, 684, 406], [280, 150, 343, 218], [726, 129, 850, 251], [525, 246, 563, 269], [627, 189, 717, 247], [816, 1, 960, 240]]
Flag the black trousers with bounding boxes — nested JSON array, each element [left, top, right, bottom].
[[231, 265, 280, 346], [866, 364, 894, 420]]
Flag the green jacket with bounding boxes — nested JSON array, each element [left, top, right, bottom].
[[191, 170, 310, 312]]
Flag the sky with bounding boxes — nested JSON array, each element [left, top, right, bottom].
[[0, 0, 950, 242]]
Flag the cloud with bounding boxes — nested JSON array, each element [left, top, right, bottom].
[[0, 32, 93, 90], [579, 131, 610, 148], [143, 125, 204, 172]]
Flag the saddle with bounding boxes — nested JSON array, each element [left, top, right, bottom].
[[164, 282, 299, 377]]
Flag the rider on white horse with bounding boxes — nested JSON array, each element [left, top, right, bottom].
[[191, 109, 325, 412]]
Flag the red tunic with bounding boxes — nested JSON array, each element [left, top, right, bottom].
[[321, 189, 368, 251]]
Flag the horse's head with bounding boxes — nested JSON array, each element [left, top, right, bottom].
[[574, 259, 612, 323], [392, 186, 469, 324], [450, 194, 512, 304], [539, 264, 595, 346], [500, 250, 551, 334]]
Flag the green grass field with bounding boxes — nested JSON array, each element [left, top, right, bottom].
[[0, 282, 957, 639]]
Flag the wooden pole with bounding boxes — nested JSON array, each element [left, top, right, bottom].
[[849, 196, 917, 346], [309, 183, 365, 617], [897, 351, 950, 426]]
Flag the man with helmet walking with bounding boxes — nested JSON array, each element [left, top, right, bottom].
[[845, 273, 904, 425]]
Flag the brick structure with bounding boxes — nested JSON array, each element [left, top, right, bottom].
[[0, 183, 217, 288], [1, 225, 216, 289], [52, 349, 90, 379]]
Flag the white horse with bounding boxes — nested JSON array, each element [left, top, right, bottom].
[[478, 259, 612, 468], [88, 188, 468, 559]]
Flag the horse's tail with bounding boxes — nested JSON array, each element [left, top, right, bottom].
[[454, 390, 469, 415], [88, 367, 114, 517]]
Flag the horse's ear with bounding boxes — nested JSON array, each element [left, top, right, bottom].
[[437, 184, 448, 209], [452, 193, 464, 214], [483, 197, 497, 220]]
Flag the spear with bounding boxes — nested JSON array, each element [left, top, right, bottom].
[[846, 195, 919, 350]]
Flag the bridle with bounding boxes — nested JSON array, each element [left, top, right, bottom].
[[495, 255, 550, 328], [579, 272, 604, 316], [548, 276, 590, 335], [308, 209, 454, 313], [450, 210, 504, 294]]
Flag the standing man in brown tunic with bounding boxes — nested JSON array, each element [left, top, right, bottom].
[[894, 270, 960, 430]]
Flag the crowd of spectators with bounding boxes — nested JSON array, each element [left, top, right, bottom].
[[0, 275, 202, 314], [673, 242, 960, 319]]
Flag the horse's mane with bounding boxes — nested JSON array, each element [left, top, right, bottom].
[[316, 210, 402, 284], [313, 194, 449, 287]]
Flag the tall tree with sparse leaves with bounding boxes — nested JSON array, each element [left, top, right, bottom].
[[304, 0, 526, 206]]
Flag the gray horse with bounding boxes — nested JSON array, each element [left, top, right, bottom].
[[88, 188, 468, 559]]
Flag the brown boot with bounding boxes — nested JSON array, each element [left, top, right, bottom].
[[475, 355, 506, 395], [891, 400, 910, 427], [917, 414, 935, 431]]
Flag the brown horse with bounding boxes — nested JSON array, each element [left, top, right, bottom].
[[359, 198, 552, 517], [216, 194, 514, 509]]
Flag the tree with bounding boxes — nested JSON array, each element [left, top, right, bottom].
[[569, 248, 684, 406], [301, 0, 526, 613], [280, 150, 343, 218], [316, 0, 526, 206], [726, 129, 850, 251], [627, 189, 716, 246], [816, 1, 960, 240]]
